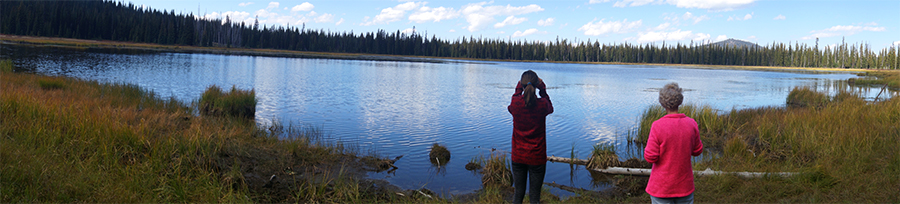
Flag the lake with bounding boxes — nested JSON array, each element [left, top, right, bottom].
[[2, 44, 886, 196]]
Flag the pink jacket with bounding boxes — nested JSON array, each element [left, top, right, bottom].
[[644, 113, 703, 198]]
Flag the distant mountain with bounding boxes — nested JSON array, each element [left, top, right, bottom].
[[706, 38, 762, 49]]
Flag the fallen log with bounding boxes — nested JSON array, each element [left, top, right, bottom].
[[547, 156, 796, 178]]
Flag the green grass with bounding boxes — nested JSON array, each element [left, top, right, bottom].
[[37, 78, 66, 90], [0, 59, 13, 73], [199, 85, 257, 119], [0, 71, 434, 203]]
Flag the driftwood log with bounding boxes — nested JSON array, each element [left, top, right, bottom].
[[547, 156, 795, 178]]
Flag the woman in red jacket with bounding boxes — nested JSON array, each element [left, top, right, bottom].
[[508, 70, 553, 204], [644, 82, 703, 204]]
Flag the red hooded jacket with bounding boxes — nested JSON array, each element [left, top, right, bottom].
[[508, 82, 553, 165]]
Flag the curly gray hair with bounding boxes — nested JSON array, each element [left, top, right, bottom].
[[659, 82, 683, 111]]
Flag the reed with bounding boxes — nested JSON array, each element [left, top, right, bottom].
[[586, 142, 618, 169], [199, 85, 256, 119]]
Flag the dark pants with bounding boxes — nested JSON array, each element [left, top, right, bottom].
[[512, 162, 546, 204]]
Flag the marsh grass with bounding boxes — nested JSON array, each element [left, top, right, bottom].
[[0, 59, 13, 73], [786, 87, 830, 108], [37, 78, 66, 90], [633, 104, 730, 150], [199, 85, 256, 119], [852, 71, 900, 91], [586, 143, 618, 169], [0, 71, 432, 203], [628, 86, 899, 203]]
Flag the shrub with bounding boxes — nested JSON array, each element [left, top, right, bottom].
[[199, 85, 256, 119]]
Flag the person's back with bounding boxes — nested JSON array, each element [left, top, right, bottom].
[[508, 70, 553, 204], [644, 83, 703, 204]]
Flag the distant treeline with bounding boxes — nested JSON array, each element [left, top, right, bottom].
[[2, 0, 897, 69]]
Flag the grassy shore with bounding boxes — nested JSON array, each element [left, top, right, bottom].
[[623, 86, 899, 202], [0, 61, 440, 203]]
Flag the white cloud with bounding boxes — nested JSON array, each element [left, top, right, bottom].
[[495, 16, 527, 28], [362, 2, 424, 26], [291, 2, 314, 12], [336, 18, 344, 25], [204, 11, 254, 24], [715, 35, 728, 42], [449, 29, 456, 32], [667, 0, 755, 11], [662, 12, 708, 25], [512, 28, 544, 38], [728, 12, 753, 21], [801, 23, 887, 40], [409, 6, 459, 23], [578, 19, 642, 36], [461, 2, 544, 32], [266, 2, 279, 10], [497, 31, 506, 34], [682, 12, 709, 24], [629, 29, 709, 43], [893, 41, 900, 47], [823, 25, 885, 32], [612, 0, 655, 7], [238, 2, 254, 7], [537, 18, 555, 26], [654, 22, 670, 30], [314, 13, 334, 23], [747, 35, 757, 41], [608, 0, 753, 11], [401, 28, 416, 34], [773, 14, 785, 20]]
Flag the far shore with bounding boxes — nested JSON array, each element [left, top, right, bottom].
[[2, 34, 890, 74]]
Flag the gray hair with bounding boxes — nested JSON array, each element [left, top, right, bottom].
[[659, 82, 683, 111]]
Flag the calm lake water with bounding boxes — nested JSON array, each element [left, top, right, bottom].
[[3, 45, 887, 196]]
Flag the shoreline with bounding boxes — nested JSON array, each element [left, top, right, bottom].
[[3, 34, 892, 74]]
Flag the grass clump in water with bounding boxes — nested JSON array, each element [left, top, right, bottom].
[[786, 87, 830, 108], [429, 143, 451, 166], [199, 85, 256, 119], [587, 143, 618, 170]]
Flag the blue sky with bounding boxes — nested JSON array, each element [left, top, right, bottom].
[[126, 0, 899, 50]]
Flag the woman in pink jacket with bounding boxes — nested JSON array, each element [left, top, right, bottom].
[[644, 82, 703, 204]]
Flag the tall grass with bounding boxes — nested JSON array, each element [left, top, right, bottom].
[[0, 59, 13, 73], [633, 104, 729, 149], [629, 86, 899, 203], [199, 85, 256, 119], [0, 71, 430, 203]]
